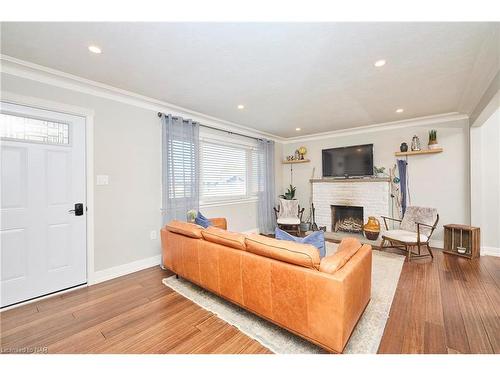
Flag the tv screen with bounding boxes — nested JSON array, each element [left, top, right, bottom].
[[322, 144, 374, 178]]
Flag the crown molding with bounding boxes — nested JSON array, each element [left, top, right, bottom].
[[0, 54, 286, 143], [281, 112, 469, 144], [1, 54, 470, 145]]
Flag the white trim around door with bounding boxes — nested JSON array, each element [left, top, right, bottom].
[[0, 91, 98, 288]]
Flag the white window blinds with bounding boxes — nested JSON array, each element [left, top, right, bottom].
[[200, 141, 248, 200]]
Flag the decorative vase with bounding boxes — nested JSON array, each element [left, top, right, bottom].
[[428, 142, 440, 150], [400, 142, 408, 152], [363, 216, 380, 241], [411, 135, 421, 151]]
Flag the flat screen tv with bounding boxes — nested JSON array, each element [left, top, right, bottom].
[[322, 144, 374, 178]]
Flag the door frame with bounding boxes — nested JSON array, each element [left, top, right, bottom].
[[1, 91, 97, 287]]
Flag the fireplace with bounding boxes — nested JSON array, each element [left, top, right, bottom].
[[331, 205, 364, 233]]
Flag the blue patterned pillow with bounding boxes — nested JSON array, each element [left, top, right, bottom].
[[195, 212, 212, 228], [275, 227, 326, 258]]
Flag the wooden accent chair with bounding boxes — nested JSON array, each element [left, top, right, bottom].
[[380, 206, 439, 261], [273, 198, 304, 236]]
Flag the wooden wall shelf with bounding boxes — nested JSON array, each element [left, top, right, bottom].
[[395, 148, 443, 157], [282, 159, 310, 164]]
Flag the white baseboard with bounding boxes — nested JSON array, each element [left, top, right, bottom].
[[89, 254, 161, 285], [481, 246, 500, 257]]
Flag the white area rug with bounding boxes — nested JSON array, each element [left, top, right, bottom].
[[162, 243, 405, 354]]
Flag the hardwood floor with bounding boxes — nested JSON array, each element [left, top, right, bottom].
[[1, 249, 498, 354], [378, 249, 499, 354]]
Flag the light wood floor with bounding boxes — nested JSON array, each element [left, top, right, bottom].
[[1, 249, 498, 354]]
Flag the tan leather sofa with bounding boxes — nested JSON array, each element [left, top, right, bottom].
[[160, 219, 372, 353]]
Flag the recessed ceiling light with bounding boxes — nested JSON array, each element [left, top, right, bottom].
[[88, 45, 102, 54], [374, 59, 386, 67], [237, 104, 245, 109], [396, 108, 404, 113], [295, 128, 301, 131]]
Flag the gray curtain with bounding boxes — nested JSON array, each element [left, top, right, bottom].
[[161, 114, 200, 225], [257, 139, 276, 234]]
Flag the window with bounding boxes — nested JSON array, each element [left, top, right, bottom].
[[0, 113, 69, 145], [200, 137, 259, 204], [166, 139, 197, 199]]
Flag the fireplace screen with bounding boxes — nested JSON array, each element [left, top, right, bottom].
[[331, 205, 364, 233]]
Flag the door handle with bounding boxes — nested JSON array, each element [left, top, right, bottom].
[[68, 203, 84, 216]]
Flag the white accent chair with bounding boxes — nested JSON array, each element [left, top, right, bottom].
[[380, 206, 439, 261], [273, 199, 304, 236]]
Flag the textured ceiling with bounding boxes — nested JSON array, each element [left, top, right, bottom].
[[1, 22, 498, 137]]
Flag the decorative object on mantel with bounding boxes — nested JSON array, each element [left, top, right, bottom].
[[294, 149, 300, 160], [410, 135, 421, 151], [298, 146, 307, 160], [373, 166, 386, 178], [428, 129, 440, 150], [400, 142, 408, 152], [363, 216, 381, 240], [443, 224, 480, 259]]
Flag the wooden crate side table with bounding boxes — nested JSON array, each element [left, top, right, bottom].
[[443, 224, 480, 259]]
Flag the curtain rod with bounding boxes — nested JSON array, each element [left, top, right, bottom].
[[157, 112, 266, 142]]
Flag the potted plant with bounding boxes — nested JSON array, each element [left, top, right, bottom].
[[428, 129, 439, 149], [373, 166, 386, 178], [280, 184, 297, 200]]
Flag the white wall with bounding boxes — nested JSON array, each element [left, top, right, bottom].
[[282, 119, 470, 245], [1, 72, 274, 274], [471, 107, 500, 254]]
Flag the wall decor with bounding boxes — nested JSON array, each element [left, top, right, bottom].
[[298, 146, 307, 160], [410, 135, 421, 151]]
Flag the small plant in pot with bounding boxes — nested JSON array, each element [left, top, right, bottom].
[[280, 184, 297, 200], [428, 129, 439, 150], [373, 166, 386, 178]]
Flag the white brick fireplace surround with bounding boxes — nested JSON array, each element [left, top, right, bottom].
[[312, 178, 391, 232]]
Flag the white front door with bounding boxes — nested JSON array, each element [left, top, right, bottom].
[[1, 102, 87, 307]]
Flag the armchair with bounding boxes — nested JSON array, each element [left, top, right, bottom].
[[273, 198, 304, 236], [380, 206, 439, 261]]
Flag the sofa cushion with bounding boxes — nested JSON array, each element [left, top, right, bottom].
[[195, 211, 212, 228], [275, 227, 326, 258], [165, 220, 203, 239], [319, 237, 363, 274], [245, 234, 320, 270], [201, 226, 247, 251]]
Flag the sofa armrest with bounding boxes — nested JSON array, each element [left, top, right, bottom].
[[210, 217, 227, 230], [306, 244, 372, 352]]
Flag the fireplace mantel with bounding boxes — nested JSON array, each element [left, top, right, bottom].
[[310, 177, 390, 183], [312, 178, 391, 233]]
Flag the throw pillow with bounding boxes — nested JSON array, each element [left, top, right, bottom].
[[275, 227, 326, 258], [195, 211, 212, 228]]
